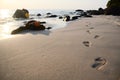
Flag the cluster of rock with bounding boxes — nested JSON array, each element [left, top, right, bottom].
[[62, 9, 92, 21], [11, 9, 93, 34], [36, 12, 58, 18], [12, 9, 92, 22], [87, 8, 105, 15], [86, 0, 120, 16], [13, 0, 120, 19]]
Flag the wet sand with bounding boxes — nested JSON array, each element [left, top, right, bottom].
[[0, 15, 120, 80]]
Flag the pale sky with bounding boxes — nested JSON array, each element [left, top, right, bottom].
[[1, 0, 108, 10]]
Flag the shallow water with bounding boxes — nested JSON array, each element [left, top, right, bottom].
[[0, 9, 73, 40]]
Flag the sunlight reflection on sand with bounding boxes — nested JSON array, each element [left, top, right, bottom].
[[0, 23, 15, 40]]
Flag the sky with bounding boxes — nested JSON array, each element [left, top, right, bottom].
[[1, 0, 109, 10]]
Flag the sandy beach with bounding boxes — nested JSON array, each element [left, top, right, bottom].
[[0, 15, 120, 80]]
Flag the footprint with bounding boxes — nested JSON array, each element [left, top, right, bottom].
[[94, 35, 100, 39], [83, 41, 91, 47], [86, 25, 89, 27], [89, 27, 94, 29], [86, 30, 91, 34], [92, 57, 107, 70]]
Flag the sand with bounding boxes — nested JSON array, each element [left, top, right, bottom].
[[0, 15, 120, 80]]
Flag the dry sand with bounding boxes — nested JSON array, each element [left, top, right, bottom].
[[0, 15, 120, 80]]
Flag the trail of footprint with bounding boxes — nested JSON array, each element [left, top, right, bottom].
[[92, 57, 107, 70]]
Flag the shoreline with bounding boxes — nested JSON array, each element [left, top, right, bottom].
[[0, 15, 120, 80]]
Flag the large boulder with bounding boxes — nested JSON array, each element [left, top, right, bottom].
[[13, 9, 29, 18]]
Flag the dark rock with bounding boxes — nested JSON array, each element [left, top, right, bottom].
[[37, 13, 41, 16], [59, 16, 63, 19], [13, 9, 29, 18], [41, 21, 46, 24], [47, 15, 57, 18], [84, 14, 92, 17], [46, 13, 52, 15], [22, 8, 29, 13], [11, 20, 51, 34], [85, 15, 92, 17], [71, 16, 78, 20], [98, 8, 104, 14], [82, 12, 87, 16], [105, 6, 120, 15], [63, 15, 70, 21], [75, 9, 85, 16], [105, 0, 120, 15], [11, 26, 27, 34], [87, 10, 100, 15], [75, 9, 84, 12], [87, 8, 105, 15]]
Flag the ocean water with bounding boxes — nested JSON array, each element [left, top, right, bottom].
[[0, 9, 75, 40]]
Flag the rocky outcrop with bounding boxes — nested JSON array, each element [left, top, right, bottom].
[[11, 20, 51, 34], [105, 0, 120, 15], [87, 8, 104, 15], [13, 9, 29, 18]]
